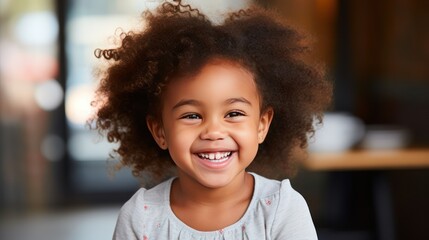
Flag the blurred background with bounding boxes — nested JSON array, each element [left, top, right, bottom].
[[0, 0, 428, 239]]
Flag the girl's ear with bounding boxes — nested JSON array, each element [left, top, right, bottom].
[[258, 107, 274, 144], [146, 116, 168, 150]]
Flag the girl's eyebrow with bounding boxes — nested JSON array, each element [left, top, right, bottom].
[[225, 97, 252, 106], [172, 97, 252, 111], [172, 99, 201, 110]]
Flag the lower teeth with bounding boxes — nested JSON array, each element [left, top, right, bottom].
[[208, 158, 227, 162]]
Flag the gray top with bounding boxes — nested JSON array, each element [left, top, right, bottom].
[[113, 173, 318, 240]]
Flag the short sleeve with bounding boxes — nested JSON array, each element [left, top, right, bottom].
[[271, 180, 318, 240], [112, 188, 146, 240]]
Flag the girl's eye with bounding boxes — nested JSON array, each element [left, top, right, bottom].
[[181, 113, 201, 119], [225, 111, 245, 118]]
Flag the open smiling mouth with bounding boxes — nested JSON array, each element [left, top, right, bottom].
[[196, 152, 232, 163]]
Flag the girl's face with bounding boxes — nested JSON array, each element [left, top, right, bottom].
[[147, 59, 273, 189]]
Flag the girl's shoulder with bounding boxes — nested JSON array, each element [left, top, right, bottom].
[[124, 177, 173, 209], [113, 178, 174, 239], [116, 178, 174, 223], [250, 173, 317, 239], [251, 172, 312, 219], [250, 172, 294, 199]]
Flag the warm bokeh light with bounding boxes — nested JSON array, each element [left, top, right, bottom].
[[65, 84, 96, 125]]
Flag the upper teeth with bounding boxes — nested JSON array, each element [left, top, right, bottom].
[[198, 152, 231, 160]]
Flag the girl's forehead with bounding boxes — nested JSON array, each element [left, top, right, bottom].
[[162, 59, 261, 106]]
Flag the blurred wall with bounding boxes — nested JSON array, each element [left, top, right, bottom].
[[264, 0, 429, 144], [0, 0, 61, 213], [259, 0, 429, 239]]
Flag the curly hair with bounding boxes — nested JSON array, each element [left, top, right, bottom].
[[92, 0, 332, 180]]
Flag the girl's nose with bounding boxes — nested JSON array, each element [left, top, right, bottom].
[[199, 118, 226, 141]]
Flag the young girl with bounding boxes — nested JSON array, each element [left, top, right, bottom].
[[93, 1, 332, 239]]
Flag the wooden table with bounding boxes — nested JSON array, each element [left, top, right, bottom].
[[302, 148, 429, 240], [303, 148, 429, 171]]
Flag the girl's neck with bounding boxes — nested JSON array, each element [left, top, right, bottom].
[[170, 171, 255, 231], [171, 171, 254, 206]]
